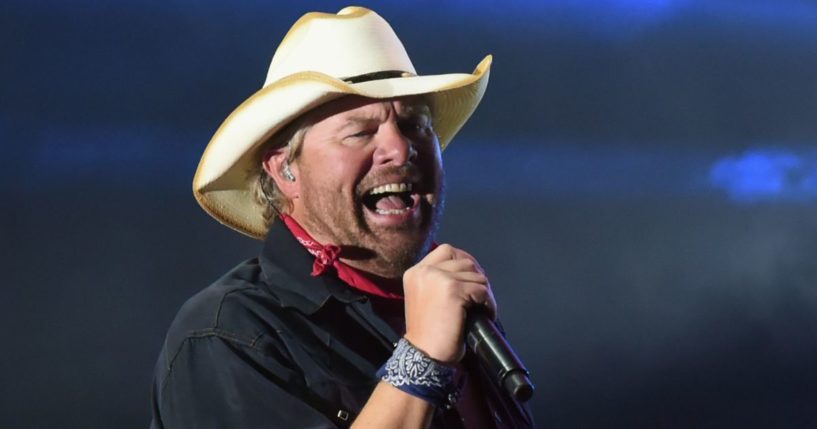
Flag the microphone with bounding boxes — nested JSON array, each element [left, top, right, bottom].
[[465, 311, 534, 402]]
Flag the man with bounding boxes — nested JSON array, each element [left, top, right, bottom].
[[151, 6, 533, 428]]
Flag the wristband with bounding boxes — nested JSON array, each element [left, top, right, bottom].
[[375, 338, 460, 409]]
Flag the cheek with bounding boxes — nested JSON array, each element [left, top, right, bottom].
[[308, 150, 372, 192], [419, 147, 443, 177]]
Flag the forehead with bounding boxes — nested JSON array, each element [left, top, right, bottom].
[[308, 95, 431, 125]]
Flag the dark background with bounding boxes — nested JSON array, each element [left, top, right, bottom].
[[3, 1, 816, 427]]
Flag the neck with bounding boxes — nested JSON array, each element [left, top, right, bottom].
[[339, 254, 405, 282], [282, 212, 426, 281]]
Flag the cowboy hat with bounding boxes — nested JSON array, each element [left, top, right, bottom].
[[193, 6, 492, 239]]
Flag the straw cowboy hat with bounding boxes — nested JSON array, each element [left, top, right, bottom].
[[193, 6, 492, 239]]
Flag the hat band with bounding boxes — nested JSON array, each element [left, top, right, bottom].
[[342, 70, 413, 84]]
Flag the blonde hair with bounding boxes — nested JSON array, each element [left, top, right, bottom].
[[250, 118, 312, 227]]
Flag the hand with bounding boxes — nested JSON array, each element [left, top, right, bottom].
[[402, 244, 496, 364]]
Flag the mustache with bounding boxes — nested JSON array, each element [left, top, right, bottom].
[[357, 164, 424, 194]]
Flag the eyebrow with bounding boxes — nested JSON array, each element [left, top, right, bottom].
[[339, 105, 431, 130], [337, 116, 380, 133], [399, 103, 431, 120]]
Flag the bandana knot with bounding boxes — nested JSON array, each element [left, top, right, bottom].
[[280, 214, 404, 300], [302, 241, 340, 276]]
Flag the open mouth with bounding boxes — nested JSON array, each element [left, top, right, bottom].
[[362, 182, 421, 215]]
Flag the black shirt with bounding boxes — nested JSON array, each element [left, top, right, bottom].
[[150, 222, 534, 428]]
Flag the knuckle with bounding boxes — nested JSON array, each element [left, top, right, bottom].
[[436, 243, 454, 252]]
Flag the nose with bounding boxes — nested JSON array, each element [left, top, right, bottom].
[[372, 123, 417, 166]]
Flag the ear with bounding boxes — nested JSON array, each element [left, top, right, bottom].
[[261, 148, 300, 200]]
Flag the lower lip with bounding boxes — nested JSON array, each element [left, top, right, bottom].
[[363, 195, 423, 227]]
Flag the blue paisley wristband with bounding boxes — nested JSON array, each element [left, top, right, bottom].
[[375, 338, 460, 409]]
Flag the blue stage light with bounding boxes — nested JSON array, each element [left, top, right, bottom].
[[709, 148, 817, 203]]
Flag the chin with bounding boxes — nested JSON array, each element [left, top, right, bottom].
[[370, 231, 433, 278], [359, 195, 443, 278]]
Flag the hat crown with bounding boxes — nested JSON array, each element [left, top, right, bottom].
[[264, 7, 417, 86]]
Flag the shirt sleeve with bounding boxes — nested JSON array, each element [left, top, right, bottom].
[[151, 331, 339, 429]]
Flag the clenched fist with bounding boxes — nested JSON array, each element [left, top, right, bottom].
[[402, 244, 496, 364]]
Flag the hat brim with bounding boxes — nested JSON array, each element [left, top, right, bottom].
[[193, 55, 492, 239]]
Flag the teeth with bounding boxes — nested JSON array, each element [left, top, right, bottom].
[[369, 183, 412, 195], [375, 207, 412, 215]]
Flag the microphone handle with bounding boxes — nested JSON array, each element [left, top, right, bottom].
[[465, 312, 534, 402]]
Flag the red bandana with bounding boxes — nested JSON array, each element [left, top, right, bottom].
[[280, 214, 404, 300]]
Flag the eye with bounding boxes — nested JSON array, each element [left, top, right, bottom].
[[346, 128, 376, 140], [399, 117, 432, 137]]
